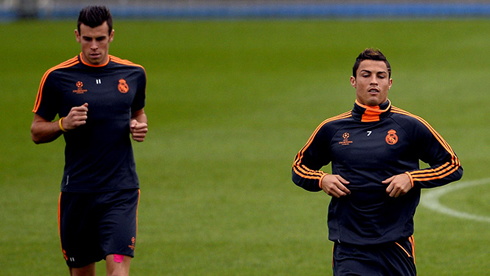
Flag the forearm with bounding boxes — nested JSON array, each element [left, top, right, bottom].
[[131, 109, 147, 124], [31, 117, 63, 144], [292, 141, 329, 192], [408, 160, 463, 188], [292, 164, 324, 192]]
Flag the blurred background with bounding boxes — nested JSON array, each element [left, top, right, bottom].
[[4, 0, 490, 20]]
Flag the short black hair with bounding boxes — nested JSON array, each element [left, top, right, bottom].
[[352, 48, 391, 78], [77, 5, 113, 35]]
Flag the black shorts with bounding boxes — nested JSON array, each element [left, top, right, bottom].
[[58, 189, 140, 268], [332, 236, 416, 276]]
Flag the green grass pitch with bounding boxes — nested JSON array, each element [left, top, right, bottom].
[[1, 18, 490, 275]]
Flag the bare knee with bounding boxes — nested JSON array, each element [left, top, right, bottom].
[[106, 254, 131, 276], [69, 263, 96, 276]]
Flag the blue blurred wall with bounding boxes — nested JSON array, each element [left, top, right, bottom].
[[3, 0, 490, 21]]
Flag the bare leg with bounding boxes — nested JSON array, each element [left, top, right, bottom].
[[106, 254, 131, 276], [69, 263, 96, 276]]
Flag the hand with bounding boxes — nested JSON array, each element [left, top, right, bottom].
[[62, 103, 89, 131], [130, 119, 148, 142], [320, 174, 350, 198], [382, 173, 412, 198]]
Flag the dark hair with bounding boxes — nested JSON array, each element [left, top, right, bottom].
[[352, 48, 391, 78], [77, 5, 113, 35]]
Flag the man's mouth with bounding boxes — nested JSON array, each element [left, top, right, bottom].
[[368, 88, 380, 93]]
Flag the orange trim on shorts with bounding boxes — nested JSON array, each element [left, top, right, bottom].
[[395, 242, 412, 258], [395, 236, 416, 265], [136, 189, 140, 237], [409, 235, 416, 264], [58, 192, 68, 261]]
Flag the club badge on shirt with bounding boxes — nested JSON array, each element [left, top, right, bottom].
[[118, 79, 129, 93], [386, 129, 398, 145]]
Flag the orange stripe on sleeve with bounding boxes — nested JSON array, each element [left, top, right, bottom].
[[32, 57, 79, 113], [292, 112, 351, 180], [110, 55, 146, 72], [392, 107, 461, 182]]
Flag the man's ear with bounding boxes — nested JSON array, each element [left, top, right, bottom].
[[75, 29, 81, 43], [350, 76, 357, 88], [109, 29, 114, 43]]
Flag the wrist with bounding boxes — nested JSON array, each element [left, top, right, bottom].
[[404, 171, 414, 187], [319, 173, 329, 189], [59, 117, 68, 132]]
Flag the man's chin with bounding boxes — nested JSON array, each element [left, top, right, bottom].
[[86, 57, 104, 65]]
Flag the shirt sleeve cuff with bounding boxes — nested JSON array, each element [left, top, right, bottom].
[[405, 171, 414, 187], [319, 173, 328, 189]]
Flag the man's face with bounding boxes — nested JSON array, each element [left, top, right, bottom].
[[75, 22, 114, 66], [350, 60, 392, 106]]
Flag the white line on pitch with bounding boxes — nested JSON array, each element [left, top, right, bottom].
[[420, 178, 490, 223]]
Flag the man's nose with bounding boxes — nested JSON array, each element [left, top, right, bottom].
[[370, 76, 378, 85]]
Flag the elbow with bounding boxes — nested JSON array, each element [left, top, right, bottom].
[[455, 165, 463, 181], [31, 125, 38, 144], [30, 125, 46, 144], [31, 130, 42, 144], [292, 167, 302, 186], [292, 169, 321, 192], [452, 157, 463, 181], [30, 115, 58, 144]]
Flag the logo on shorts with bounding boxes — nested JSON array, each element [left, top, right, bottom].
[[339, 132, 353, 146], [118, 79, 129, 93], [385, 129, 398, 145], [73, 81, 88, 94], [128, 237, 136, 250], [63, 249, 76, 262]]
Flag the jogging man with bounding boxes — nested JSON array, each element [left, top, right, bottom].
[[31, 6, 147, 276], [292, 48, 462, 275]]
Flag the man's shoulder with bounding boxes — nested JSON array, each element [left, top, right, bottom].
[[108, 55, 146, 72], [390, 106, 425, 122], [43, 56, 81, 76], [314, 111, 353, 134], [389, 106, 432, 131], [321, 110, 353, 126]]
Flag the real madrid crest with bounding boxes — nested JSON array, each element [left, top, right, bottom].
[[118, 79, 129, 93], [385, 129, 398, 145]]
